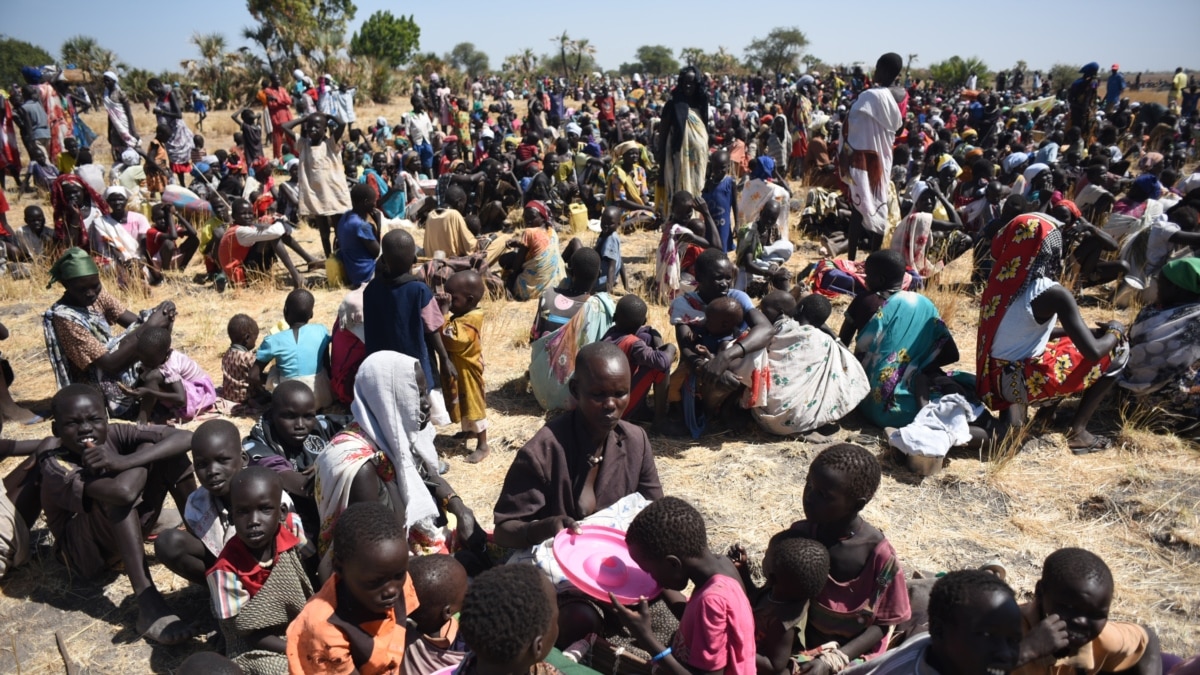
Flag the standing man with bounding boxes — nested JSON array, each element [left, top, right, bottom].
[[839, 53, 905, 260], [1169, 67, 1187, 113], [1105, 64, 1126, 112], [257, 75, 293, 160]]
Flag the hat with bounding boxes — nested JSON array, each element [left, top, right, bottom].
[[1112, 63, 1120, 71], [103, 71, 118, 82], [1161, 258, 1200, 295], [47, 247, 100, 289], [103, 186, 129, 200], [1080, 62, 1100, 76]]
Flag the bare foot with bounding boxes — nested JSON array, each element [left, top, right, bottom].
[[136, 588, 195, 645], [465, 440, 490, 464], [306, 259, 326, 270]]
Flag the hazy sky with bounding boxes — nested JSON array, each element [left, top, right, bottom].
[[8, 0, 1199, 75]]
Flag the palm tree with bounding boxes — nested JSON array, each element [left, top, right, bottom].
[[61, 35, 101, 73], [189, 32, 230, 103], [521, 49, 538, 75], [242, 24, 280, 74], [905, 53, 918, 84], [572, 38, 596, 79], [551, 31, 573, 82]]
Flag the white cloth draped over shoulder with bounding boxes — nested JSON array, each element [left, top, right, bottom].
[[840, 88, 903, 235]]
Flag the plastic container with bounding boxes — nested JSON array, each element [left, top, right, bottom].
[[569, 203, 589, 234]]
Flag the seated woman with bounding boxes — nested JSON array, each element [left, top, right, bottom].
[[494, 342, 663, 645], [1118, 258, 1200, 433], [737, 291, 870, 436], [49, 174, 107, 254], [852, 250, 975, 429], [42, 247, 176, 420], [605, 141, 656, 230], [738, 156, 791, 241], [313, 351, 483, 573], [734, 200, 794, 295], [977, 214, 1129, 453], [530, 249, 615, 411], [891, 181, 969, 278], [502, 200, 566, 301]]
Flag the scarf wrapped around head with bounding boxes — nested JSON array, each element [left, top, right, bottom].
[[1130, 173, 1162, 201], [613, 140, 642, 159], [1002, 152, 1029, 174], [47, 247, 100, 288], [1022, 163, 1050, 196], [350, 351, 440, 531], [1161, 257, 1200, 295], [751, 155, 775, 181], [50, 174, 109, 246], [526, 199, 551, 223], [977, 214, 1063, 401]]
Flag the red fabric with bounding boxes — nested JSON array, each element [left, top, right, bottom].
[[615, 334, 665, 418], [330, 324, 366, 405], [976, 214, 1056, 409], [983, 336, 1110, 411], [208, 526, 302, 599], [218, 226, 251, 284], [50, 174, 109, 247], [680, 244, 703, 276]]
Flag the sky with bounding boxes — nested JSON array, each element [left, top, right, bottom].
[[7, 0, 1199, 76]]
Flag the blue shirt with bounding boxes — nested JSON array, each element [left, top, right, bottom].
[[363, 276, 438, 387], [256, 324, 330, 378], [335, 211, 377, 288], [1106, 72, 1126, 102], [594, 232, 622, 290]]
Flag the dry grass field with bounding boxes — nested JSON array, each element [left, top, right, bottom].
[[0, 93, 1196, 673]]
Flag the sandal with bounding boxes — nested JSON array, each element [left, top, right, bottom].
[[1069, 435, 1113, 455]]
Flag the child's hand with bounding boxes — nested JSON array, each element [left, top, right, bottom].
[[798, 660, 834, 675], [608, 594, 657, 648], [83, 442, 127, 474], [727, 544, 748, 569], [1022, 614, 1069, 661]]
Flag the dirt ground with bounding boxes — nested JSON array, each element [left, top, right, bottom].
[[0, 95, 1196, 673]]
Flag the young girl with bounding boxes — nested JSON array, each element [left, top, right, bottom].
[[729, 531, 831, 675], [791, 444, 911, 672], [126, 326, 217, 423], [287, 501, 417, 674], [613, 496, 757, 675]]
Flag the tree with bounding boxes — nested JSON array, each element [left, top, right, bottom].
[[744, 27, 808, 78], [186, 33, 231, 102], [61, 35, 101, 74], [245, 0, 357, 72], [679, 47, 704, 68], [349, 10, 420, 68], [503, 49, 538, 76], [632, 45, 678, 76], [927, 56, 989, 88], [551, 31, 573, 81], [0, 36, 54, 91], [446, 42, 489, 77], [572, 39, 596, 78], [1047, 64, 1082, 96]]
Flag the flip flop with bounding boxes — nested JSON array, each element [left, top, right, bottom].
[[139, 614, 194, 646], [1069, 435, 1113, 455]]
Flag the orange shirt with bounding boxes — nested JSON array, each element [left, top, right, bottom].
[[286, 572, 419, 675], [1012, 602, 1149, 675]]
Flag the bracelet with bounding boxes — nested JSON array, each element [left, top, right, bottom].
[[441, 493, 460, 509], [651, 647, 672, 663]]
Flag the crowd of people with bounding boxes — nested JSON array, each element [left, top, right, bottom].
[[0, 49, 1198, 674]]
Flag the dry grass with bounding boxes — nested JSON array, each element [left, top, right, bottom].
[[0, 102, 1197, 673]]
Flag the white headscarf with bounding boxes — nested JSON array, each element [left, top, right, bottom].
[[350, 351, 440, 531]]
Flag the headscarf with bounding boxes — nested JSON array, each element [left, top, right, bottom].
[[910, 180, 930, 206], [103, 71, 118, 82], [1002, 152, 1029, 174], [104, 185, 129, 201], [1022, 163, 1050, 196], [350, 351, 440, 531], [751, 155, 776, 181], [47, 247, 100, 288], [613, 140, 642, 159], [1080, 62, 1100, 76], [1161, 258, 1200, 295], [977, 214, 1063, 406], [525, 199, 551, 223], [936, 154, 962, 178], [50, 174, 109, 246], [565, 122, 582, 136], [1130, 173, 1162, 201]]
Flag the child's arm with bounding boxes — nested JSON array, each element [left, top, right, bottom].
[[755, 620, 795, 675], [83, 429, 194, 476], [619, 259, 630, 291], [244, 629, 287, 655], [609, 596, 715, 675], [425, 330, 457, 383], [837, 314, 858, 347]]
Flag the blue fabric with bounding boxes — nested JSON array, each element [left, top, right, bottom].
[[257, 324, 330, 378], [363, 277, 437, 387], [415, 140, 433, 174], [702, 176, 736, 252], [1106, 72, 1126, 104], [335, 211, 377, 288], [594, 232, 623, 289]]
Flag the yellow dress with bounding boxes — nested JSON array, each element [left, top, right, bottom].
[[441, 309, 487, 432]]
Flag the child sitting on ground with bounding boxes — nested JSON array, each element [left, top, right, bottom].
[[458, 563, 562, 675], [729, 530, 831, 675], [790, 444, 912, 668], [125, 326, 217, 423], [38, 384, 197, 645], [441, 270, 489, 463], [156, 419, 304, 588], [208, 467, 313, 672], [601, 294, 677, 428], [251, 288, 333, 409], [759, 290, 797, 325], [287, 501, 418, 674], [244, 380, 343, 535], [221, 313, 261, 406], [613, 495, 757, 675], [795, 293, 839, 340], [404, 554, 469, 675], [839, 250, 907, 347], [1013, 547, 1160, 675], [595, 206, 629, 294], [735, 201, 794, 296], [844, 569, 1022, 675]]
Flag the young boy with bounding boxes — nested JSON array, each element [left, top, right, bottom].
[[735, 200, 793, 295], [1012, 548, 1160, 675], [458, 563, 561, 675], [208, 467, 313, 671], [287, 501, 417, 674], [595, 205, 629, 294], [601, 294, 677, 427], [218, 196, 320, 291], [729, 530, 830, 675], [336, 183, 382, 289], [364, 229, 454, 425], [441, 270, 489, 463], [404, 554, 469, 675], [233, 109, 264, 166], [844, 570, 1022, 675], [16, 205, 52, 259], [251, 288, 333, 409], [221, 313, 260, 406], [38, 384, 196, 644], [614, 495, 756, 675], [790, 444, 911, 666], [244, 380, 342, 534]]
